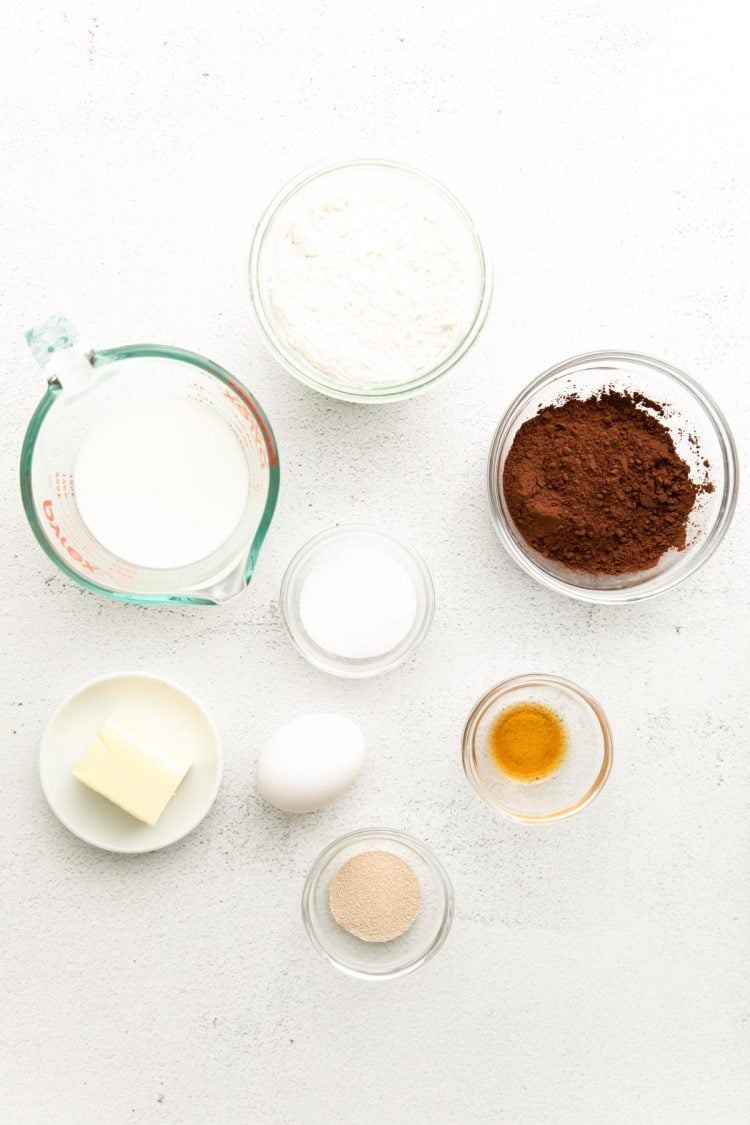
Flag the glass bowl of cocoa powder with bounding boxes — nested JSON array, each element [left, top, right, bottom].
[[488, 351, 738, 603]]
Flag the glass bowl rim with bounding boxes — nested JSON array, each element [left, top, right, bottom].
[[301, 826, 455, 980], [486, 349, 739, 604], [279, 523, 436, 679], [248, 155, 493, 403], [461, 673, 614, 823]]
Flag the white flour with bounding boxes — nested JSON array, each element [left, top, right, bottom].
[[261, 164, 482, 389]]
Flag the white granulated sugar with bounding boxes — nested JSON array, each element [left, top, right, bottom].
[[299, 545, 418, 659], [261, 165, 481, 388]]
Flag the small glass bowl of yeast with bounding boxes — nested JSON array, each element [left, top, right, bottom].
[[301, 828, 453, 980], [462, 674, 613, 823]]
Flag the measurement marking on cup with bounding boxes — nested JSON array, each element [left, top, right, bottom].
[[225, 382, 277, 468], [42, 499, 99, 573]]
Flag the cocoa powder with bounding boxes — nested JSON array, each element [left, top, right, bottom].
[[502, 391, 709, 575]]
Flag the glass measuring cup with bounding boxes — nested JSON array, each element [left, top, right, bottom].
[[21, 315, 279, 604]]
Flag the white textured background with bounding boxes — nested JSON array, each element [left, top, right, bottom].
[[1, 2, 748, 1122]]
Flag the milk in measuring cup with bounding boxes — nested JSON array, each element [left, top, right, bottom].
[[74, 396, 250, 569]]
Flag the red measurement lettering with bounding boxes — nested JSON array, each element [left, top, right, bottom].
[[224, 382, 278, 468], [42, 499, 98, 574]]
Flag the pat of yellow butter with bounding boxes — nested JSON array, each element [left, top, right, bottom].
[[72, 713, 190, 826]]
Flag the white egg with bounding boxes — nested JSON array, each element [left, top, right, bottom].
[[256, 713, 365, 813]]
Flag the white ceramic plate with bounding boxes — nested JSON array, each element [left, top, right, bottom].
[[40, 672, 222, 853]]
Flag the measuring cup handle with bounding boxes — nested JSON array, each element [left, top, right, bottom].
[[25, 314, 96, 390]]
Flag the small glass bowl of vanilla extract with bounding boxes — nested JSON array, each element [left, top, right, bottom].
[[462, 674, 613, 823]]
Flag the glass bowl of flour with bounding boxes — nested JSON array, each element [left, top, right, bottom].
[[249, 158, 492, 402]]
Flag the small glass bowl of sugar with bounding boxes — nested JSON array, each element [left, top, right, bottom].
[[280, 525, 435, 678]]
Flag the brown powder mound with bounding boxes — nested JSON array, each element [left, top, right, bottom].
[[502, 391, 708, 575], [329, 850, 421, 942]]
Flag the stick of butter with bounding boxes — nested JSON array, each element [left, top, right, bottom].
[[73, 714, 191, 826]]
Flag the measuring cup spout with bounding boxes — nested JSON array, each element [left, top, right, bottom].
[[190, 556, 249, 604], [25, 314, 96, 391]]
